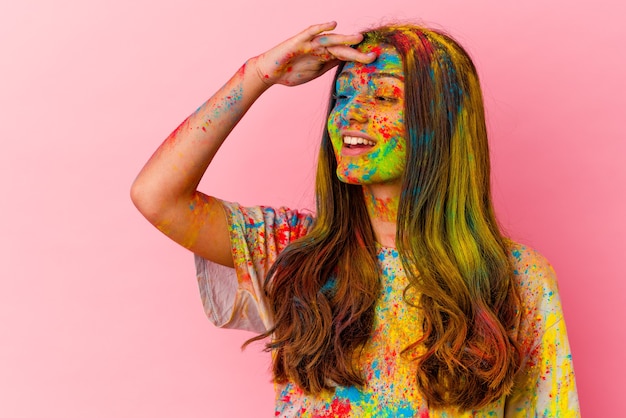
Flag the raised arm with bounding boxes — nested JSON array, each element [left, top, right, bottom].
[[130, 22, 375, 267]]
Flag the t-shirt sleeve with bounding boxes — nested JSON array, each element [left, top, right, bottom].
[[504, 245, 580, 417], [195, 199, 314, 334]]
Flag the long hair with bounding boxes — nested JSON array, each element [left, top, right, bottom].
[[245, 25, 521, 410]]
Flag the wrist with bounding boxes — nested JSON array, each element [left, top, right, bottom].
[[245, 56, 274, 90]]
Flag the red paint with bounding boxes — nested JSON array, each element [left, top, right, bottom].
[[326, 398, 352, 416], [369, 45, 383, 56]]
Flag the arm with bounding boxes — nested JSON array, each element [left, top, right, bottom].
[[130, 22, 375, 267]]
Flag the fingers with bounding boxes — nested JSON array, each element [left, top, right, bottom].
[[300, 21, 338, 40], [302, 24, 376, 65], [311, 33, 363, 48], [284, 22, 377, 73], [299, 22, 363, 49], [326, 45, 377, 64]]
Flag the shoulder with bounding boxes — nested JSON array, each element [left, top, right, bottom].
[[507, 242, 559, 297], [506, 241, 565, 334], [221, 200, 315, 229], [220, 200, 316, 248]]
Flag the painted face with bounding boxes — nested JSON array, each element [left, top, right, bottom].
[[327, 43, 406, 185]]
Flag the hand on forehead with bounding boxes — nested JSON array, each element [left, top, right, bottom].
[[337, 45, 404, 98], [341, 44, 403, 80]]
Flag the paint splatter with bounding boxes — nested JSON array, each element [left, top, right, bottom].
[[196, 202, 579, 416], [328, 44, 407, 186]]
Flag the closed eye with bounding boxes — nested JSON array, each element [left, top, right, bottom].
[[375, 96, 398, 102]]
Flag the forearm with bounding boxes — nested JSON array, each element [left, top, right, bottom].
[[131, 23, 373, 262], [131, 58, 269, 221]]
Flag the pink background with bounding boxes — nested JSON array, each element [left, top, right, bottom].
[[1, 0, 623, 416]]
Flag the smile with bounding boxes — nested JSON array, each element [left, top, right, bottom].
[[343, 135, 376, 147], [340, 135, 377, 157]]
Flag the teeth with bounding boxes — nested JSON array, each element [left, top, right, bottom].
[[343, 136, 375, 146]]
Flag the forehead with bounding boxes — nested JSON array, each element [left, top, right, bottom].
[[340, 43, 403, 80]]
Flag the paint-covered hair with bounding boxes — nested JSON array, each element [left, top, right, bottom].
[[245, 25, 521, 410]]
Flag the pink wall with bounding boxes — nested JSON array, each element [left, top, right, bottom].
[[1, 1, 623, 416]]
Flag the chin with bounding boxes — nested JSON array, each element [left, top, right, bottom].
[[336, 174, 374, 186]]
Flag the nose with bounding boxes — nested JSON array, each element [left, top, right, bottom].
[[341, 98, 368, 124]]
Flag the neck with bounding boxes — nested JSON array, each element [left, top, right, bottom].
[[362, 182, 401, 248]]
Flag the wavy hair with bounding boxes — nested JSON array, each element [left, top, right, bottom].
[[245, 25, 521, 410]]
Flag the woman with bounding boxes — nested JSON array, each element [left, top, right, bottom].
[[131, 22, 579, 416]]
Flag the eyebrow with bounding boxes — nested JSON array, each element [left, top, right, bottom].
[[337, 71, 405, 82]]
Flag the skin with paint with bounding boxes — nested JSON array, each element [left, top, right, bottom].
[[328, 42, 406, 246], [328, 43, 406, 187]]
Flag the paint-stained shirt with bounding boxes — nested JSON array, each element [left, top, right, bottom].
[[195, 200, 580, 417]]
